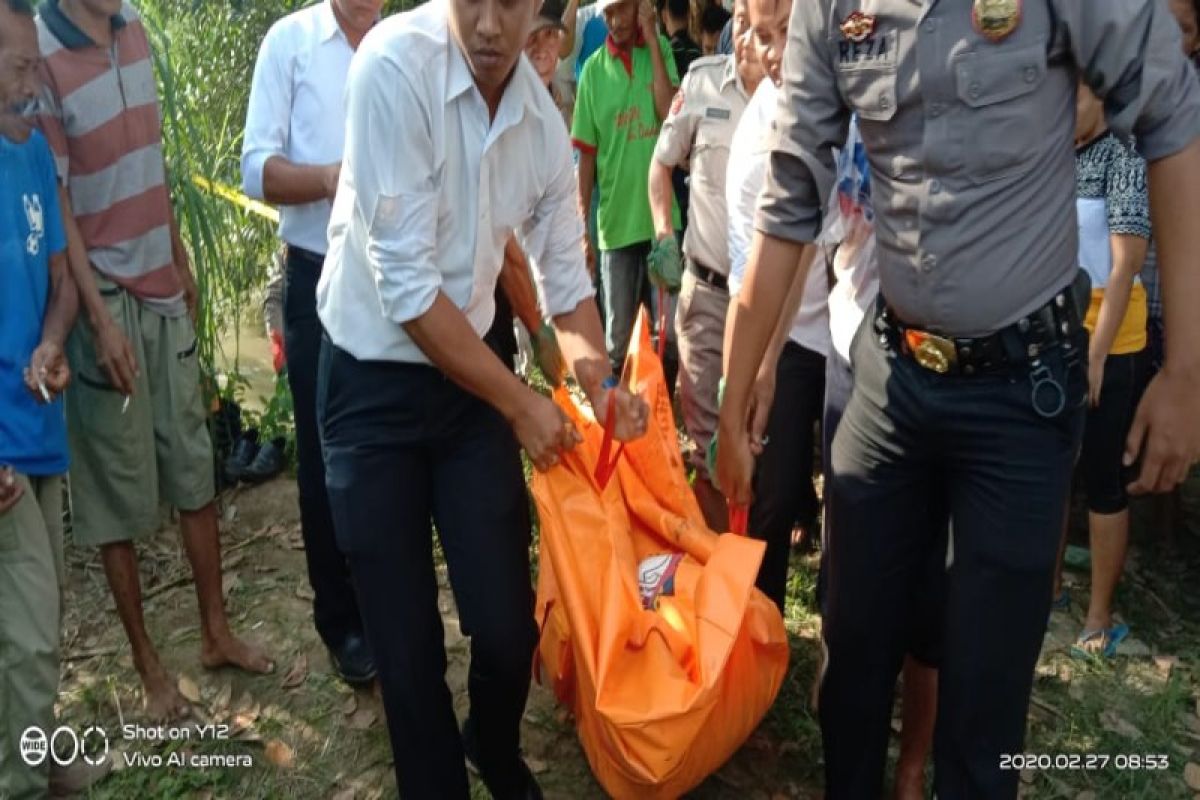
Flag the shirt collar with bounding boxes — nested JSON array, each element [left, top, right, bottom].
[[722, 54, 741, 95], [446, 41, 543, 128], [317, 1, 344, 43], [41, 0, 127, 51], [605, 31, 647, 75]]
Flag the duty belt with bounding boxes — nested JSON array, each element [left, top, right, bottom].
[[877, 284, 1085, 377], [686, 260, 728, 292]]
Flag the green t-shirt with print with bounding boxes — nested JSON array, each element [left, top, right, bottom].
[[572, 34, 681, 251]]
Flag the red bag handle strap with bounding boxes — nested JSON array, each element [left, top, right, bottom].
[[593, 387, 624, 489], [728, 503, 749, 536]]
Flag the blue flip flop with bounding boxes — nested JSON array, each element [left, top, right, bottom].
[[1051, 590, 1071, 612], [1071, 622, 1130, 659]]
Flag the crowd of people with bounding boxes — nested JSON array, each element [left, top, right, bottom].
[[2, 0, 1200, 798]]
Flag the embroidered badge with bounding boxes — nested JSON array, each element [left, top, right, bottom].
[[669, 89, 685, 116], [840, 10, 876, 43], [971, 0, 1021, 42]]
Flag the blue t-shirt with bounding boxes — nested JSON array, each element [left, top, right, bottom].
[[575, 8, 609, 82], [0, 129, 69, 476]]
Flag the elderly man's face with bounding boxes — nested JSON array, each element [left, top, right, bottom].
[[332, 0, 385, 35], [0, 7, 41, 143], [525, 26, 563, 85], [604, 0, 639, 50]]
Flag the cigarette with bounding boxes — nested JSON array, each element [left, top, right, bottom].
[[121, 395, 131, 415], [36, 376, 51, 404]]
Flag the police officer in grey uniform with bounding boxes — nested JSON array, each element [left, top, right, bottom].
[[716, 0, 1200, 796]]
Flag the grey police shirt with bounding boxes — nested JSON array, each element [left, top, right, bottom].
[[755, 0, 1200, 337]]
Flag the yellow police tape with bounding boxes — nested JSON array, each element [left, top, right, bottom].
[[190, 175, 280, 224]]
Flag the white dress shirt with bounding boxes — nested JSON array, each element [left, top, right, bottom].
[[241, 1, 353, 256], [316, 1, 595, 364], [727, 80, 830, 357]]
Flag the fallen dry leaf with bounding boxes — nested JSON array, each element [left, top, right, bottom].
[[527, 758, 549, 775], [223, 571, 242, 601], [330, 790, 356, 800], [295, 586, 315, 602], [213, 681, 233, 713], [178, 674, 202, 704], [1100, 710, 1144, 741], [264, 739, 294, 768], [1153, 655, 1179, 678], [281, 653, 308, 690], [342, 694, 358, 717], [348, 707, 378, 730], [1185, 762, 1200, 791]]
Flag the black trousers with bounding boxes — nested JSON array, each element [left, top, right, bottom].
[[318, 339, 538, 799], [749, 340, 825, 611], [283, 246, 362, 649], [821, 308, 1086, 799]]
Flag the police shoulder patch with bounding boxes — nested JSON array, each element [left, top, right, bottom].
[[670, 88, 685, 116]]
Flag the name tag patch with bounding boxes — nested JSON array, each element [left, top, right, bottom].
[[705, 106, 731, 120], [837, 29, 898, 70]]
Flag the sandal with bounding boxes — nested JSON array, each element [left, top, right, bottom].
[[1050, 590, 1071, 612], [1070, 622, 1129, 659]]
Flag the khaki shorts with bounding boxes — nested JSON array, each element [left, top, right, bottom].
[[65, 278, 214, 546]]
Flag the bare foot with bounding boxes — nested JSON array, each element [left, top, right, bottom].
[[201, 633, 274, 674], [139, 663, 190, 723]]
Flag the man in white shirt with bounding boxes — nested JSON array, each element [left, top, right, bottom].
[[240, 0, 381, 688], [723, 0, 827, 611], [315, 0, 647, 796]]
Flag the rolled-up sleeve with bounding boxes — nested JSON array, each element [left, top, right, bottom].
[[343, 49, 442, 324], [754, 0, 847, 244], [520, 129, 594, 318], [241, 23, 292, 201], [1060, 0, 1200, 162]]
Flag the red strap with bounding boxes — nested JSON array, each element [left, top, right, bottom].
[[728, 504, 749, 536], [594, 388, 624, 489], [656, 285, 668, 362]]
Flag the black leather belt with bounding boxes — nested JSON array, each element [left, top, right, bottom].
[[686, 260, 728, 292], [877, 279, 1087, 377]]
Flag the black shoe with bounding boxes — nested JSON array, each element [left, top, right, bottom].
[[222, 428, 259, 485], [241, 436, 286, 484], [328, 632, 377, 687], [462, 717, 543, 800]]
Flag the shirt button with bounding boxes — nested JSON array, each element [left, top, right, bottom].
[[923, 19, 937, 33], [1024, 66, 1038, 83], [929, 179, 942, 194], [879, 94, 892, 111], [921, 254, 937, 272], [969, 82, 982, 99]]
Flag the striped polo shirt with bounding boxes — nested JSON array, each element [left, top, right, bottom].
[[36, 0, 184, 317]]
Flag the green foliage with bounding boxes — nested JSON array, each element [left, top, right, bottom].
[[131, 0, 423, 408]]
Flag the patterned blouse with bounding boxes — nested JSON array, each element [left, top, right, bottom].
[[1075, 131, 1151, 241]]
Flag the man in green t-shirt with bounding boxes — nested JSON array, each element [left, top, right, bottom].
[[572, 0, 679, 371]]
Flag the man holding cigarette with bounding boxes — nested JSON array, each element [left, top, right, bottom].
[[36, 0, 272, 723], [0, 2, 86, 795]]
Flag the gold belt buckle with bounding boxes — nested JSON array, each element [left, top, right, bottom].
[[904, 329, 957, 374]]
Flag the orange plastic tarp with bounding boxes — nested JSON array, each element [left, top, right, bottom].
[[532, 310, 790, 799]]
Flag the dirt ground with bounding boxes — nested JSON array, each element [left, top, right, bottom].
[[54, 477, 1200, 799]]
